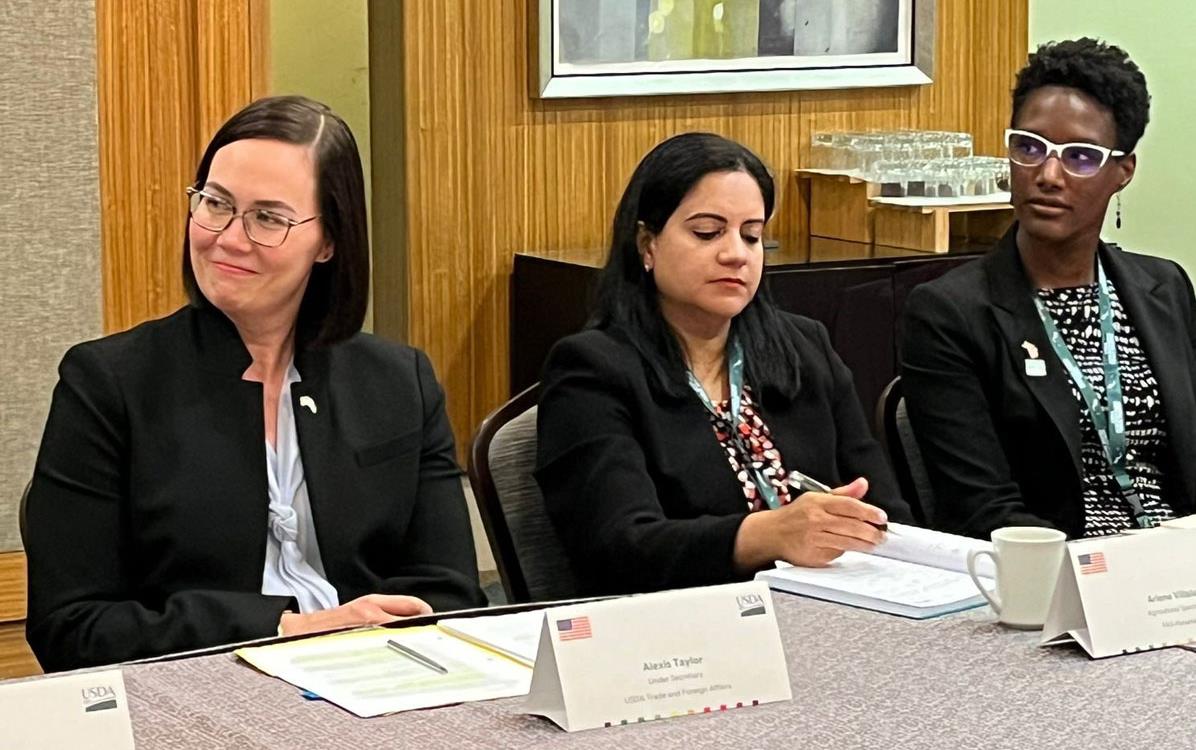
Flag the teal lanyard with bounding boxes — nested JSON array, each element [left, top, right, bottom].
[[685, 339, 782, 510], [1032, 260, 1156, 529]]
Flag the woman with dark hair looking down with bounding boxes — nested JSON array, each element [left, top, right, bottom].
[[536, 132, 913, 596]]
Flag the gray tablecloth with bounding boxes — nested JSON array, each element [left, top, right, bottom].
[[107, 595, 1196, 749]]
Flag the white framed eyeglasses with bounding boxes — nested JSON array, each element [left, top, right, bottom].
[[1004, 129, 1126, 178]]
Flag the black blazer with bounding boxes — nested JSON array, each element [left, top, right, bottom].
[[534, 314, 912, 597], [900, 227, 1196, 539], [25, 305, 485, 671]]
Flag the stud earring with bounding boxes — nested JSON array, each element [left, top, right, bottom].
[[1116, 193, 1122, 230]]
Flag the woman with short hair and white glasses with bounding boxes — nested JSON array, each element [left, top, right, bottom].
[[901, 38, 1196, 540]]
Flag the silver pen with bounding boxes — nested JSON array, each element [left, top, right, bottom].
[[787, 471, 832, 494], [386, 639, 449, 675]]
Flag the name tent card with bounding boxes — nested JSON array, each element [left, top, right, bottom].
[[524, 581, 791, 732], [0, 668, 135, 750], [1041, 523, 1196, 658]]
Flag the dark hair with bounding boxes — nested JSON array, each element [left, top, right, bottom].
[[592, 132, 801, 400], [183, 95, 369, 347], [1012, 37, 1151, 153]]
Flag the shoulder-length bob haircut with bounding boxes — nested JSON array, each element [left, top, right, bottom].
[[592, 132, 801, 400], [182, 95, 369, 348]]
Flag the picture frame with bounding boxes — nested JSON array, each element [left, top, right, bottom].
[[536, 0, 935, 99]]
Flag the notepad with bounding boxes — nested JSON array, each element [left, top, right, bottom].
[[755, 522, 995, 619], [437, 609, 545, 667], [236, 610, 547, 717]]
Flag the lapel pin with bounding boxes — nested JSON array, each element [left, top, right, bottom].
[[1021, 341, 1046, 377], [299, 395, 318, 414]]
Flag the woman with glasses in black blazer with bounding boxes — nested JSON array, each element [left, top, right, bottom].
[[536, 133, 913, 597], [24, 96, 486, 672], [901, 39, 1196, 540]]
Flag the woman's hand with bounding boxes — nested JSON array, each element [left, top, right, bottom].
[[733, 477, 888, 572], [279, 594, 433, 637]]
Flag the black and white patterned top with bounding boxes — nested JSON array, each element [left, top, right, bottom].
[[1035, 282, 1175, 536]]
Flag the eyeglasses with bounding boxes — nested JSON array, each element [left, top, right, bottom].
[[1004, 129, 1126, 178], [186, 187, 320, 247]]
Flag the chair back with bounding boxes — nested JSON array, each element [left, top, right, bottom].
[[467, 384, 579, 603], [876, 376, 936, 526]]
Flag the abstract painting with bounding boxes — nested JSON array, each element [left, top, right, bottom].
[[537, 0, 934, 98]]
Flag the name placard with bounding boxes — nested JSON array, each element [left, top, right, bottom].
[[0, 668, 134, 749], [1041, 523, 1196, 658], [524, 581, 791, 732]]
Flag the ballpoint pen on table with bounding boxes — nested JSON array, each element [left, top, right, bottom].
[[386, 639, 449, 675], [786, 471, 896, 535]]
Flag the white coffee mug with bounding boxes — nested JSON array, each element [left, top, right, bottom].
[[966, 526, 1067, 629]]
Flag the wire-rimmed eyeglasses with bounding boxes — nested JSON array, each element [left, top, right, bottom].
[[186, 187, 320, 247]]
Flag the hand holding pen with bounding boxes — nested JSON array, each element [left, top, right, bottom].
[[786, 471, 896, 535], [733, 474, 892, 573]]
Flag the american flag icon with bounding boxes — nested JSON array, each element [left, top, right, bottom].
[[556, 616, 592, 641], [1078, 552, 1107, 575]]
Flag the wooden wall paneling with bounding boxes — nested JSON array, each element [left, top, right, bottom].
[[247, 0, 271, 101], [402, 0, 475, 430], [99, 0, 270, 335], [0, 623, 40, 679], [397, 0, 1028, 459], [0, 551, 39, 678], [0, 552, 27, 623], [913, 0, 974, 135], [970, 0, 1029, 155], [98, 0, 198, 334], [196, 0, 265, 143]]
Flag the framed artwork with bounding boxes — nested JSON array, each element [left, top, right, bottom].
[[536, 0, 935, 98]]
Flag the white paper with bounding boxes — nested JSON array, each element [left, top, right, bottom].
[[237, 625, 532, 717], [760, 552, 987, 618], [875, 522, 995, 577], [1161, 513, 1196, 530], [0, 669, 134, 750], [437, 610, 545, 667]]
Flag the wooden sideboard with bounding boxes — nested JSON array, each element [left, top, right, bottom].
[[510, 246, 989, 429]]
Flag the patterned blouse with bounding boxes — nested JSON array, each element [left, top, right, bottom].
[[706, 386, 795, 512], [1035, 282, 1175, 536]]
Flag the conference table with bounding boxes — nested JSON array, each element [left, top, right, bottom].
[[15, 592, 1191, 748]]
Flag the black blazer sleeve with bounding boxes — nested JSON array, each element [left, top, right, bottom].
[[535, 335, 748, 594], [372, 349, 484, 611], [25, 345, 294, 672], [900, 283, 1057, 535]]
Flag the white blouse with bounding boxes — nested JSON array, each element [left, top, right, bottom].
[[260, 361, 340, 613]]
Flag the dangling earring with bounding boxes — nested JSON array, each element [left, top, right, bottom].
[[1116, 193, 1122, 229]]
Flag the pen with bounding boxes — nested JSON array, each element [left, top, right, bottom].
[[386, 639, 449, 675], [786, 472, 895, 534]]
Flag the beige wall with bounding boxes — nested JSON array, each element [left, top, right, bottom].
[[0, 2, 102, 552], [1030, 1, 1196, 273], [270, 0, 375, 329]]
